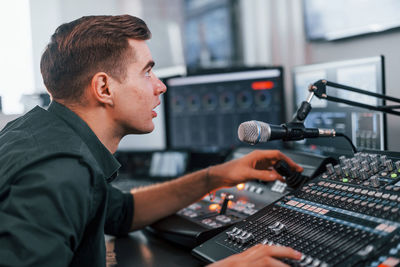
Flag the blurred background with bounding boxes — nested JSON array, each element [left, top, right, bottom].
[[1, 0, 400, 151]]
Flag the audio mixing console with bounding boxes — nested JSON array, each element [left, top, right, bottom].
[[193, 151, 400, 267], [147, 149, 335, 248]]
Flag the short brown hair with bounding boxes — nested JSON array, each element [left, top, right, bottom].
[[40, 15, 151, 101]]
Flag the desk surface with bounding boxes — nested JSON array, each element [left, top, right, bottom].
[[106, 230, 204, 267]]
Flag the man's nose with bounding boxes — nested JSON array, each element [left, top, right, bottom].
[[156, 79, 167, 94]]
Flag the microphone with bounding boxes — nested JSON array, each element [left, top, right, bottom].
[[238, 120, 336, 145]]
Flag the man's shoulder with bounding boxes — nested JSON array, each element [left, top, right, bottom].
[[1, 106, 56, 133], [20, 156, 95, 189], [1, 106, 82, 153], [0, 106, 97, 182]]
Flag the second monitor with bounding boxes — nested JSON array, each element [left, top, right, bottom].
[[292, 56, 386, 156], [164, 67, 285, 152]]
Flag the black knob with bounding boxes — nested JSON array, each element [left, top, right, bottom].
[[274, 160, 308, 189], [219, 193, 234, 215]]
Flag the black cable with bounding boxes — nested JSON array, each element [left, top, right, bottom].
[[336, 133, 357, 153]]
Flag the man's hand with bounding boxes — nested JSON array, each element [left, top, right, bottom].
[[208, 244, 302, 267], [210, 150, 304, 188], [129, 150, 302, 229]]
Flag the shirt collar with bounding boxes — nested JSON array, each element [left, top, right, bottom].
[[47, 101, 121, 182]]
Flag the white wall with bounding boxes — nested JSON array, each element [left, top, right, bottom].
[[29, 0, 62, 92]]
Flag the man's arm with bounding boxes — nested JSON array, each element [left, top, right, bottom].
[[130, 150, 303, 230]]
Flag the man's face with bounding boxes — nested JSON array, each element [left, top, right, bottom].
[[111, 39, 166, 135]]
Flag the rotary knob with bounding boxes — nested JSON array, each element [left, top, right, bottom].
[[339, 155, 347, 166], [350, 167, 359, 179], [359, 168, 368, 180], [370, 175, 380, 188], [385, 160, 394, 172], [361, 160, 370, 172], [395, 161, 400, 170], [334, 165, 342, 176], [371, 162, 379, 174], [380, 155, 388, 164], [326, 163, 335, 175]]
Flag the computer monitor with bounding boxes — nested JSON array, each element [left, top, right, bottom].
[[164, 67, 285, 152], [292, 56, 386, 156]]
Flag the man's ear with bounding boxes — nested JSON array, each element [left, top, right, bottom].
[[90, 72, 114, 106]]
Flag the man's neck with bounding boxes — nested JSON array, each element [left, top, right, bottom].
[[59, 101, 122, 154]]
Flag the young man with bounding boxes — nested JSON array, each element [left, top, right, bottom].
[[0, 15, 303, 266]]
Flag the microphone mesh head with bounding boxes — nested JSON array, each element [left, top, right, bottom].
[[238, 121, 271, 145]]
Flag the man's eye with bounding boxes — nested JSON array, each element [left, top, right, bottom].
[[145, 70, 151, 77]]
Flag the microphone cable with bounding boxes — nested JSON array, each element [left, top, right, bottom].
[[336, 132, 357, 153]]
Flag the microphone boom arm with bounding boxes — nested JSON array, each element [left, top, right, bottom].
[[310, 80, 400, 116], [287, 78, 400, 153]]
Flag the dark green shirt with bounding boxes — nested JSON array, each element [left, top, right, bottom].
[[0, 101, 134, 267]]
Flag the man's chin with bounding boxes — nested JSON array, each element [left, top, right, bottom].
[[128, 127, 154, 135]]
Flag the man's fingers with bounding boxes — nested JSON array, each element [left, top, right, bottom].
[[243, 244, 302, 266], [250, 169, 284, 182], [244, 244, 302, 260], [277, 152, 304, 172], [254, 150, 303, 173], [241, 244, 265, 257], [259, 245, 302, 260]]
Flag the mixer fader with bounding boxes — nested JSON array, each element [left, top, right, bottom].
[[193, 151, 400, 267]]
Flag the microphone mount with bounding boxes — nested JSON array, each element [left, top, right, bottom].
[[281, 83, 318, 141]]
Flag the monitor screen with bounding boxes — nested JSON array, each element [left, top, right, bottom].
[[164, 67, 285, 152], [292, 56, 386, 156], [303, 0, 400, 41]]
